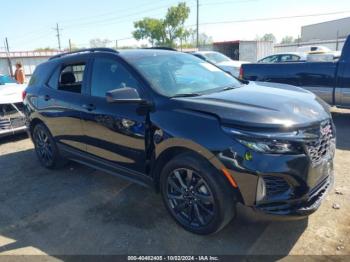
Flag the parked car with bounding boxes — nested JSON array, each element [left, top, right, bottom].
[[241, 35, 350, 108], [0, 75, 27, 138], [258, 52, 307, 63], [24, 48, 334, 234], [191, 51, 250, 77]]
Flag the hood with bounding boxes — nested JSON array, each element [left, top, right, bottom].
[[173, 82, 330, 129], [0, 83, 26, 104]]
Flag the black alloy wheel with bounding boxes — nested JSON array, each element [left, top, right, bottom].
[[160, 153, 237, 235], [32, 123, 65, 169], [166, 168, 216, 228]]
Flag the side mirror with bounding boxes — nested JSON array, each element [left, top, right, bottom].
[[106, 87, 145, 104]]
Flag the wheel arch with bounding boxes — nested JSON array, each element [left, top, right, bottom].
[[28, 118, 45, 136], [150, 138, 240, 198]]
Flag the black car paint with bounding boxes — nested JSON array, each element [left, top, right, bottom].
[[242, 35, 350, 108], [24, 49, 334, 218]]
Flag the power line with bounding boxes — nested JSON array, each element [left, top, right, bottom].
[[186, 9, 350, 27], [62, 1, 187, 29], [59, 0, 180, 25]]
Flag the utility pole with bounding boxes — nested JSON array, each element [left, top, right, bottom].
[[5, 37, 13, 77], [196, 0, 199, 49], [54, 23, 62, 51], [69, 39, 72, 52], [115, 40, 118, 50]]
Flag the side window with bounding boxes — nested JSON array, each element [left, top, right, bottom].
[[47, 66, 60, 89], [58, 63, 86, 93], [91, 58, 140, 98], [280, 55, 301, 62], [261, 55, 278, 63]]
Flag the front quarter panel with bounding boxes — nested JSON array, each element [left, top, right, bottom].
[[150, 107, 259, 205]]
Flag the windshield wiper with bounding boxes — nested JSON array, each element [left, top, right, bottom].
[[171, 93, 202, 98]]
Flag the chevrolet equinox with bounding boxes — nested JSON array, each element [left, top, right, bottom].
[[23, 48, 335, 234]]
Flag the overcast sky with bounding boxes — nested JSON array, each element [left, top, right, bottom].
[[1, 0, 350, 51]]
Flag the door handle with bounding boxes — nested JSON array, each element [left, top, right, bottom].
[[82, 104, 96, 111], [44, 95, 51, 101]]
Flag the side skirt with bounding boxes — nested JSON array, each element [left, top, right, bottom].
[[58, 143, 154, 189]]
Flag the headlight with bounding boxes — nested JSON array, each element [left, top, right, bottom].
[[237, 138, 299, 154]]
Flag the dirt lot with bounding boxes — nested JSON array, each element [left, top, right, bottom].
[[0, 110, 349, 259]]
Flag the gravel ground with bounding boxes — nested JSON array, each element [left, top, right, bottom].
[[0, 110, 349, 259]]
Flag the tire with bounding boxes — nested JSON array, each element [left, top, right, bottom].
[[32, 123, 66, 169], [160, 152, 237, 235]]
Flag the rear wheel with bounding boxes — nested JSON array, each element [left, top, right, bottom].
[[160, 153, 237, 235], [32, 123, 66, 169]]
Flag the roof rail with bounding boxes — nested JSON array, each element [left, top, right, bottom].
[[143, 47, 177, 51], [49, 48, 118, 60]]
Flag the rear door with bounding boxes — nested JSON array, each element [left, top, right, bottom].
[[80, 54, 149, 174], [37, 58, 88, 151]]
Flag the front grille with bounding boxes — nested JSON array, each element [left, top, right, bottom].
[[305, 120, 335, 167], [263, 175, 290, 198], [0, 118, 11, 130], [0, 103, 26, 131]]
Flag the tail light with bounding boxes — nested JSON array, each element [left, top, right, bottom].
[[239, 67, 244, 79], [22, 90, 27, 101]]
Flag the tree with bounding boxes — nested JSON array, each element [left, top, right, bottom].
[[281, 36, 294, 44], [294, 36, 302, 44], [90, 38, 112, 48], [182, 30, 213, 48], [133, 2, 190, 47], [258, 33, 276, 43], [34, 47, 57, 51]]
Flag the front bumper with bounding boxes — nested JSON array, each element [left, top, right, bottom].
[[217, 139, 335, 218], [254, 172, 333, 217]]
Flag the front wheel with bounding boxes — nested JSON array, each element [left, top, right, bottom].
[[160, 153, 237, 235]]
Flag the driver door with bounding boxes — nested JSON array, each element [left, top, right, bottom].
[[81, 55, 148, 174]]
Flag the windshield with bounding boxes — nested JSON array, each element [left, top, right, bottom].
[[126, 52, 241, 97], [202, 52, 231, 64], [0, 75, 16, 85]]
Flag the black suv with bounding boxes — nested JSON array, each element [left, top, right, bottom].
[[24, 48, 335, 234]]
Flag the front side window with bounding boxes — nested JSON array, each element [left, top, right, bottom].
[[58, 64, 86, 93], [260, 55, 279, 63], [125, 52, 241, 97], [90, 58, 140, 98]]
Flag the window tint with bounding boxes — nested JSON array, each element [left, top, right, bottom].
[[58, 64, 86, 93], [91, 58, 140, 98]]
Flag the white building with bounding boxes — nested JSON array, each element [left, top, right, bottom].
[[301, 17, 350, 42], [0, 51, 63, 81]]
